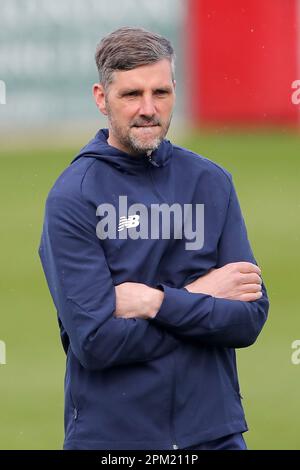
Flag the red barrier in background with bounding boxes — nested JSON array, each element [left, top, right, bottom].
[[186, 0, 300, 126]]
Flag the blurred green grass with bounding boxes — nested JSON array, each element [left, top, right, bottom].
[[0, 130, 299, 449]]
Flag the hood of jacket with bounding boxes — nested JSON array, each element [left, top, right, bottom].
[[71, 128, 173, 173]]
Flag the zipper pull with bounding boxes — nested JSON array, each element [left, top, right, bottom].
[[147, 151, 160, 167]]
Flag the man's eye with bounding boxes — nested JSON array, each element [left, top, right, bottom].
[[155, 90, 169, 96], [125, 91, 139, 97]]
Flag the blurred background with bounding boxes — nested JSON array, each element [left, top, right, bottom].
[[0, 0, 299, 449]]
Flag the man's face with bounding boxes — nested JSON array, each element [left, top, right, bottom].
[[94, 59, 176, 155]]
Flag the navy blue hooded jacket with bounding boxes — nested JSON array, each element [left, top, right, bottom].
[[38, 129, 269, 450]]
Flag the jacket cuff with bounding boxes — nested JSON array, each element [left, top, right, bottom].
[[153, 283, 208, 326]]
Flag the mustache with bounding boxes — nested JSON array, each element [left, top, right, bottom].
[[131, 118, 161, 127]]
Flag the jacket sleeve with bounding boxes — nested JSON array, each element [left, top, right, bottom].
[[38, 191, 179, 371], [151, 176, 269, 348]]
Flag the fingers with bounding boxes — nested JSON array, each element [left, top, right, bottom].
[[240, 283, 262, 294], [239, 291, 263, 302], [229, 262, 261, 275], [240, 273, 262, 285]]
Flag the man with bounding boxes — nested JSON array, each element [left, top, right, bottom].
[[39, 27, 269, 450]]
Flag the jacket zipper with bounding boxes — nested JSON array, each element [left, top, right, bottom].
[[67, 347, 79, 423], [148, 155, 160, 167], [147, 155, 169, 205], [147, 154, 179, 450]]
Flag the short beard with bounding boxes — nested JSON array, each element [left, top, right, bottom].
[[127, 132, 162, 155], [106, 101, 172, 156]]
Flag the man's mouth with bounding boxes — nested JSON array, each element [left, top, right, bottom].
[[131, 123, 160, 128]]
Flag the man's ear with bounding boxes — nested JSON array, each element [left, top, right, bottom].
[[172, 79, 176, 91], [93, 83, 108, 115]]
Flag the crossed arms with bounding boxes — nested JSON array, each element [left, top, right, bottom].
[[114, 261, 263, 320], [39, 181, 269, 371]]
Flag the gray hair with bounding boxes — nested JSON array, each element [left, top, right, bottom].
[[95, 27, 176, 89]]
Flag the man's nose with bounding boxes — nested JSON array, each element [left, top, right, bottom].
[[139, 96, 156, 117]]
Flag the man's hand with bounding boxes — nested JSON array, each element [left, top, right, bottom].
[[184, 262, 262, 302], [114, 282, 164, 319]]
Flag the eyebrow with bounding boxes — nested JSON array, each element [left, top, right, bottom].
[[118, 86, 173, 97], [118, 89, 141, 96]]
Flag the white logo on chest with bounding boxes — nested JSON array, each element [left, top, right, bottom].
[[118, 215, 140, 231]]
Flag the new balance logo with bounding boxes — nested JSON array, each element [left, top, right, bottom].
[[118, 215, 140, 231]]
